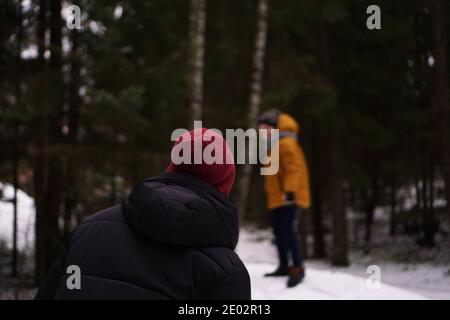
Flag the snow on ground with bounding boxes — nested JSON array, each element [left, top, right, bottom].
[[236, 229, 450, 300], [245, 263, 426, 299], [0, 183, 35, 254]]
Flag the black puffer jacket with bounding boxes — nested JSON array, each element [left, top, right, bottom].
[[35, 172, 251, 300]]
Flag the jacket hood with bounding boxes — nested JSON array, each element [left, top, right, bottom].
[[122, 171, 239, 249], [278, 113, 299, 134]]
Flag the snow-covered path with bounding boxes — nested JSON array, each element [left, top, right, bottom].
[[236, 229, 431, 300], [245, 262, 426, 299]]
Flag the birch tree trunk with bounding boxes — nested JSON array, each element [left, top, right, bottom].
[[430, 0, 450, 243], [188, 0, 206, 124], [236, 0, 269, 219]]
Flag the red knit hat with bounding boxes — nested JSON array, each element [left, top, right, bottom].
[[166, 128, 236, 196]]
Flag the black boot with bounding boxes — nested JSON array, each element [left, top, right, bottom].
[[287, 266, 305, 288], [264, 266, 289, 277]]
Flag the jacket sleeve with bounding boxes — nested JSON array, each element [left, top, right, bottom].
[[34, 244, 68, 300], [279, 138, 303, 193], [208, 268, 251, 300]]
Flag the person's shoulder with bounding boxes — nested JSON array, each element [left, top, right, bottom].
[[80, 204, 126, 226], [189, 246, 250, 299], [139, 177, 203, 205], [65, 204, 128, 246], [197, 246, 247, 274]]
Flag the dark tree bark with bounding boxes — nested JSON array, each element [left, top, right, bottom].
[[420, 152, 436, 247], [45, 0, 64, 268], [317, 23, 348, 266], [12, 121, 19, 278], [11, 1, 24, 278], [35, 0, 64, 284], [34, 0, 49, 285], [297, 209, 309, 259], [364, 167, 379, 248], [328, 134, 348, 266], [389, 173, 397, 236], [63, 27, 82, 237], [413, 161, 422, 213], [430, 0, 450, 242], [310, 127, 326, 258]]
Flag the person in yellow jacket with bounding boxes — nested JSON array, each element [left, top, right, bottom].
[[257, 110, 311, 288]]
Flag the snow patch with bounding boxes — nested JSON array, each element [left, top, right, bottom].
[[0, 183, 35, 255]]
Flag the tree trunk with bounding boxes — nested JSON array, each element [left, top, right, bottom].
[[389, 173, 397, 236], [12, 121, 19, 278], [297, 208, 309, 259], [35, 0, 64, 284], [317, 23, 348, 266], [237, 0, 269, 220], [46, 0, 64, 275], [34, 0, 49, 285], [420, 152, 436, 247], [350, 188, 360, 246], [11, 1, 24, 278], [427, 155, 436, 243], [311, 128, 326, 258], [430, 0, 450, 243], [329, 134, 348, 266], [188, 0, 206, 124], [364, 170, 379, 249], [64, 27, 82, 237], [413, 161, 422, 213], [421, 155, 428, 218]]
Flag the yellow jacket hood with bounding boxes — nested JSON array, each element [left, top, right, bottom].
[[278, 113, 299, 134]]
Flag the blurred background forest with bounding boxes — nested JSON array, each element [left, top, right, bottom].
[[1, 0, 450, 295]]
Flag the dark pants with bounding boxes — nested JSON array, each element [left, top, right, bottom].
[[270, 204, 302, 267]]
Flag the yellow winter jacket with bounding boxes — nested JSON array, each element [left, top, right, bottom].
[[263, 113, 311, 210]]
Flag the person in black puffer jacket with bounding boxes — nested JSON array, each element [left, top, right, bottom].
[[35, 128, 251, 300]]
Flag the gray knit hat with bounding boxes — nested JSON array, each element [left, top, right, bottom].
[[257, 109, 280, 127]]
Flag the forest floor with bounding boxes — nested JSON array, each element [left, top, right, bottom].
[[237, 229, 450, 300], [0, 273, 36, 300]]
